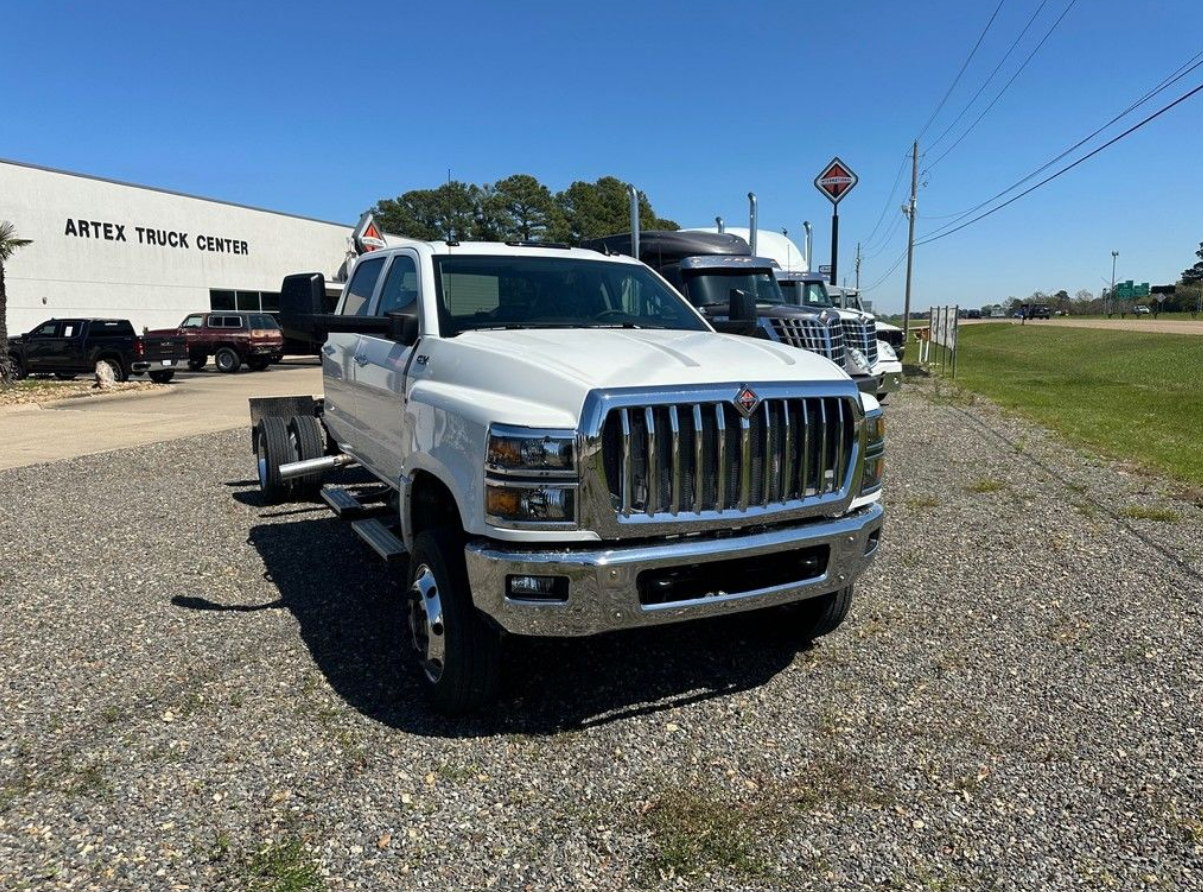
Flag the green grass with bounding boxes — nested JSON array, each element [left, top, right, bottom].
[[952, 325, 1203, 486], [1119, 505, 1181, 523], [246, 838, 324, 892], [966, 477, 1007, 494]]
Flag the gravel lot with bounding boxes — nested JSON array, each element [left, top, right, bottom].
[[2, 379, 1201, 891]]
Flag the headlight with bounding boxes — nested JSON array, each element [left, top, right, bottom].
[[487, 425, 575, 476], [486, 425, 578, 526], [486, 483, 576, 524], [878, 341, 897, 362], [861, 410, 885, 493], [848, 347, 871, 374]]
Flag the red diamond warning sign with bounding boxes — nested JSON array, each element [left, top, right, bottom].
[[352, 212, 387, 254], [814, 157, 858, 205]]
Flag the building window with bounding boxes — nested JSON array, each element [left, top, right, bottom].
[[209, 288, 284, 314]]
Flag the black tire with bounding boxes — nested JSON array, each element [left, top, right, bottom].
[[7, 354, 26, 381], [187, 355, 207, 371], [247, 358, 270, 372], [286, 415, 325, 498], [214, 347, 241, 374], [99, 356, 127, 382], [54, 373, 77, 381], [149, 370, 175, 384], [406, 529, 501, 714], [792, 586, 854, 640], [255, 416, 296, 504]]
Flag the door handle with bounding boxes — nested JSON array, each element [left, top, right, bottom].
[[322, 345, 336, 356], [354, 354, 369, 366]]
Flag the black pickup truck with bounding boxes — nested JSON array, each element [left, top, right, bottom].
[[7, 318, 187, 383]]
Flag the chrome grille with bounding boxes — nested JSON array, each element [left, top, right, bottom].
[[768, 318, 845, 365], [601, 396, 856, 518], [842, 318, 879, 366]]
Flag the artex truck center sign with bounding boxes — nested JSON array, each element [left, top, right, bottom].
[[0, 158, 355, 334]]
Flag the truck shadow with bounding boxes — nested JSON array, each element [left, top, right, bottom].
[[174, 512, 804, 739]]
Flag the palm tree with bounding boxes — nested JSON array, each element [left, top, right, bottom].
[[0, 221, 34, 387]]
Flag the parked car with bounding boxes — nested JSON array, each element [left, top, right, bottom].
[[7, 318, 185, 382], [148, 312, 284, 372], [1134, 304, 1152, 315]]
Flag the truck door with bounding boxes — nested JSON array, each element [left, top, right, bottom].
[[322, 254, 386, 455], [352, 251, 421, 483], [23, 320, 66, 372]]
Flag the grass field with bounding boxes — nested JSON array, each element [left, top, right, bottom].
[[949, 325, 1203, 486]]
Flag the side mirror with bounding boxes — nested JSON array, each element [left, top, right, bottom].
[[729, 288, 757, 321], [387, 312, 420, 346], [279, 272, 327, 339]]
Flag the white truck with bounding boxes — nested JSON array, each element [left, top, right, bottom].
[[252, 239, 885, 713]]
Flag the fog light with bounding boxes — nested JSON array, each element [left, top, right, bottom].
[[506, 575, 569, 602]]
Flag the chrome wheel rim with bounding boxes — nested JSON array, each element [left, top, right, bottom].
[[407, 564, 446, 684]]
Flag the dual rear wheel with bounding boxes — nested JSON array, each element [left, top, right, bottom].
[[254, 414, 325, 504]]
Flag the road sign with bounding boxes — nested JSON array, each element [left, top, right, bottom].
[[1134, 282, 1150, 297], [814, 157, 858, 205], [818, 264, 832, 275]]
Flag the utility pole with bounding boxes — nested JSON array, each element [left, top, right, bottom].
[[902, 140, 919, 350], [1109, 250, 1118, 317], [855, 241, 862, 291]]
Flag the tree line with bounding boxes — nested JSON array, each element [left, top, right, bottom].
[[368, 174, 678, 245]]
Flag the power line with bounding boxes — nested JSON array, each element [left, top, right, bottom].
[[925, 0, 1079, 173], [926, 0, 1051, 153], [863, 211, 906, 261], [859, 152, 910, 250], [915, 79, 1203, 247], [916, 0, 1008, 142], [860, 248, 909, 293], [920, 48, 1203, 237]]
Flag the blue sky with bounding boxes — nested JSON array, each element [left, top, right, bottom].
[[3, 0, 1202, 312]]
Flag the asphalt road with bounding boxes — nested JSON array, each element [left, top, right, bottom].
[[1, 380, 1200, 890], [962, 317, 1203, 335], [0, 360, 323, 471]]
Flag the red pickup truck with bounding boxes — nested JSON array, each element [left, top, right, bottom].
[[148, 312, 285, 373]]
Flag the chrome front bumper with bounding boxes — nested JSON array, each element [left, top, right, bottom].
[[464, 502, 884, 637]]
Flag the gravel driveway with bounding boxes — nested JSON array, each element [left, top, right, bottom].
[[2, 380, 1200, 891]]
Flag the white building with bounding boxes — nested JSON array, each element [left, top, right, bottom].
[[0, 158, 357, 335]]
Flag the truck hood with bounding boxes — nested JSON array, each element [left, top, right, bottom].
[[144, 327, 182, 337], [417, 327, 852, 429]]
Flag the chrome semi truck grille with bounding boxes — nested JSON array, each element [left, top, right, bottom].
[[841, 319, 879, 366], [600, 397, 856, 518], [768, 319, 846, 366]]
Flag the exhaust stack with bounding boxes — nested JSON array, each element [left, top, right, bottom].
[[804, 221, 813, 270], [628, 185, 640, 260], [715, 215, 724, 233], [748, 193, 758, 256]]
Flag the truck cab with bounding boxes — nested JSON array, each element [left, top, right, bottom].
[[255, 239, 885, 713], [581, 230, 878, 392]]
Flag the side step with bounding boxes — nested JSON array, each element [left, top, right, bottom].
[[350, 518, 408, 565], [321, 486, 388, 520]]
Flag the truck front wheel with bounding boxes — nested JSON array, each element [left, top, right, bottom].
[[406, 530, 501, 714], [792, 586, 854, 640]]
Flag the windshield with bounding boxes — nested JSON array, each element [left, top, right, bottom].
[[779, 280, 833, 309], [433, 255, 708, 336], [682, 270, 784, 308]]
